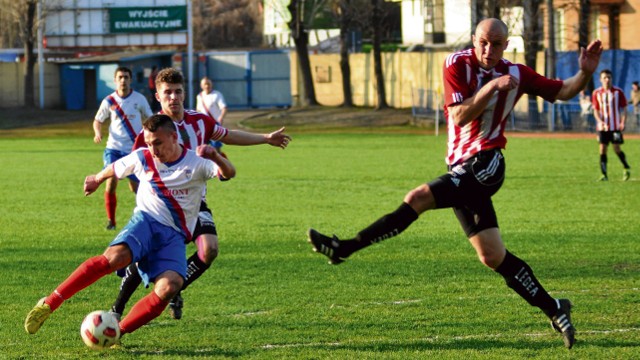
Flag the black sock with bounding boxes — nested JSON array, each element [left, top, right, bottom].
[[111, 263, 142, 315], [495, 251, 558, 318], [341, 203, 419, 256], [183, 252, 211, 290], [600, 154, 608, 176], [617, 151, 630, 169]]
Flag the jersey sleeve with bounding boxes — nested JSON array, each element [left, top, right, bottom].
[[617, 88, 628, 107], [443, 55, 472, 108], [94, 99, 111, 123], [113, 150, 142, 179], [591, 91, 600, 112], [518, 65, 563, 102]]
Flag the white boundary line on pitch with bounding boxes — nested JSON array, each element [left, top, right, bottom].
[[262, 327, 640, 349]]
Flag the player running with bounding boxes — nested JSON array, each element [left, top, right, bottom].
[[308, 18, 603, 349], [110, 67, 291, 321], [93, 66, 153, 230], [25, 114, 235, 339]]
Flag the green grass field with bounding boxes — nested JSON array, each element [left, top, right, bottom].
[[1, 126, 639, 359]]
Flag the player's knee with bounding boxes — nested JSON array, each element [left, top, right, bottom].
[[197, 235, 219, 265], [154, 274, 183, 301], [403, 185, 434, 213]]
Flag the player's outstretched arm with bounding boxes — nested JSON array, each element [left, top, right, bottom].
[[196, 145, 236, 180], [222, 127, 291, 149], [84, 166, 115, 196], [556, 39, 603, 100]]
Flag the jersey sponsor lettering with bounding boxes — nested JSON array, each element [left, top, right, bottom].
[[113, 147, 218, 240]]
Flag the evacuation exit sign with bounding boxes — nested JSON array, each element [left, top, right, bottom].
[[109, 6, 187, 33]]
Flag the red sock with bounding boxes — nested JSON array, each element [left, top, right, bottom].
[[105, 192, 117, 225], [45, 255, 113, 311], [119, 291, 168, 334]]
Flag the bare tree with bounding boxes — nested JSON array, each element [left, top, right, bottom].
[[2, 0, 40, 107], [370, 0, 387, 110], [578, 0, 593, 93], [523, 0, 544, 126], [337, 0, 354, 107], [332, 0, 368, 107], [287, 0, 320, 106], [192, 0, 263, 49]]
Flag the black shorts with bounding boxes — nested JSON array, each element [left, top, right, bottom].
[[598, 131, 624, 145], [189, 201, 217, 243], [428, 149, 505, 237]]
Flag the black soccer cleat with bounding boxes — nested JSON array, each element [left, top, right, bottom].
[[307, 228, 347, 265], [169, 292, 184, 320], [550, 299, 576, 349], [106, 222, 116, 230]]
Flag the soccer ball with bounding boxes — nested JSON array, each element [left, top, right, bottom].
[[80, 310, 121, 349]]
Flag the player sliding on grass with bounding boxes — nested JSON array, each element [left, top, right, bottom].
[[25, 114, 235, 339], [110, 68, 291, 321], [308, 18, 603, 350]]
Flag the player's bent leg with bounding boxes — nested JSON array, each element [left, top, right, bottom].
[[308, 184, 428, 264], [25, 253, 120, 334], [480, 233, 576, 349], [118, 271, 183, 335], [110, 263, 143, 319], [467, 228, 506, 270]]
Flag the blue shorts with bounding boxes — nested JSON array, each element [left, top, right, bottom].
[[209, 140, 223, 149], [110, 211, 187, 286], [103, 148, 138, 182]]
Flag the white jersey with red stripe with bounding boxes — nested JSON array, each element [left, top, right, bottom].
[[133, 109, 228, 150], [95, 90, 153, 152], [443, 49, 563, 165], [592, 86, 627, 131], [113, 147, 219, 240]]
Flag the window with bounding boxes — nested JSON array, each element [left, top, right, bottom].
[[423, 0, 445, 44]]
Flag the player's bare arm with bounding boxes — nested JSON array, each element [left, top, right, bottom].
[[84, 165, 116, 196], [222, 127, 291, 149], [196, 144, 236, 179], [92, 120, 103, 144], [449, 75, 518, 127], [556, 39, 603, 100]]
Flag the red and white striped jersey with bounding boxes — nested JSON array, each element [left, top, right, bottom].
[[443, 49, 563, 165], [592, 86, 627, 131], [133, 109, 228, 150]]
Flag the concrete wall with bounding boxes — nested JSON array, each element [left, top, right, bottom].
[[0, 62, 61, 108]]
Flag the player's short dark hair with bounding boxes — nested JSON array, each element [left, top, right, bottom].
[[115, 66, 132, 78], [600, 69, 612, 76], [155, 68, 184, 88], [633, 81, 639, 86], [143, 114, 176, 133]]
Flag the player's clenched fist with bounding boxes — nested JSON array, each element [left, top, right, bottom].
[[84, 175, 100, 196]]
